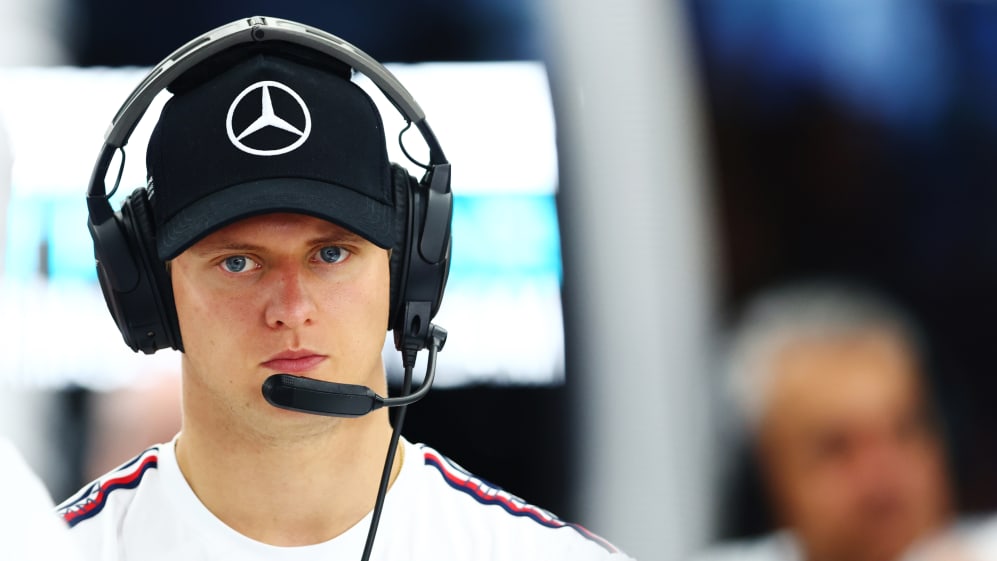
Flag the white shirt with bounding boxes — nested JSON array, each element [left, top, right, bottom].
[[690, 532, 801, 561], [57, 436, 633, 560], [693, 526, 997, 561]]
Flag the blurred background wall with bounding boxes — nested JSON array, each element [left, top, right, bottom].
[[2, 1, 997, 560], [686, 0, 997, 541]]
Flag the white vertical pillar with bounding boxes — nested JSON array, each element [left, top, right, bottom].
[[1, 113, 10, 274], [540, 1, 720, 559]]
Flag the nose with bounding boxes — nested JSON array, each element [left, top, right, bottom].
[[263, 264, 317, 329], [851, 435, 909, 503]]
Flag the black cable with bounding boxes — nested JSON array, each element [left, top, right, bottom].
[[398, 121, 431, 171], [358, 326, 444, 559], [359, 360, 415, 560], [106, 147, 127, 200]]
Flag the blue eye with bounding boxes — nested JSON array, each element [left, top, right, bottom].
[[221, 255, 253, 273], [318, 246, 349, 264]]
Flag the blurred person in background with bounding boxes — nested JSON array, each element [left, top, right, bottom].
[[695, 281, 955, 561]]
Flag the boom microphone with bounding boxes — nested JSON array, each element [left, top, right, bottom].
[[261, 324, 446, 417]]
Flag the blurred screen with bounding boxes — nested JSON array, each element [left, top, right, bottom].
[[0, 62, 562, 389]]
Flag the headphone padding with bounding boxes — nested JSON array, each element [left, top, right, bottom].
[[119, 188, 183, 352], [388, 163, 413, 331]]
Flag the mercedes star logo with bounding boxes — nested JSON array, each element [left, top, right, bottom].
[[226, 80, 312, 156]]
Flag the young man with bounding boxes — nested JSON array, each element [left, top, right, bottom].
[[56, 17, 630, 561]]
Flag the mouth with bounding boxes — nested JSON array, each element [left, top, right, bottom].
[[262, 351, 327, 374]]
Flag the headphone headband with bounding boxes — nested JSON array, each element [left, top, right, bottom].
[[89, 15, 448, 204]]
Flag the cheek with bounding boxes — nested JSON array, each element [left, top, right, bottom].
[[764, 442, 847, 518], [331, 260, 391, 333], [285, 255, 390, 351], [904, 444, 949, 497], [172, 267, 253, 355]]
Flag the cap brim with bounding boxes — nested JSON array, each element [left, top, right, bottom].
[[156, 178, 394, 260]]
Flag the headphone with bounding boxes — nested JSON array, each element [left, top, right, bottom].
[[86, 16, 452, 356]]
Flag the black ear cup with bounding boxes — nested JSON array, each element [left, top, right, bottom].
[[389, 164, 452, 353], [90, 188, 181, 354]]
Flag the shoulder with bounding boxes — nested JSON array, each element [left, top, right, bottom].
[[406, 442, 633, 560], [690, 532, 801, 561], [960, 514, 997, 556], [905, 516, 997, 561], [55, 445, 162, 531]]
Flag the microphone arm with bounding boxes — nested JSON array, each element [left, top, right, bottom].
[[261, 324, 447, 417]]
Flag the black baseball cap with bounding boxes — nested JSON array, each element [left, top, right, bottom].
[[147, 50, 394, 260]]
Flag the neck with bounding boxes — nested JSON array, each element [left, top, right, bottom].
[[176, 383, 402, 546]]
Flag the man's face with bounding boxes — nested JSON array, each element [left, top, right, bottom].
[[757, 330, 951, 561], [170, 213, 391, 435]]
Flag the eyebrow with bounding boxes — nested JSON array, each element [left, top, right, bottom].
[[190, 233, 367, 256], [188, 241, 264, 256]]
